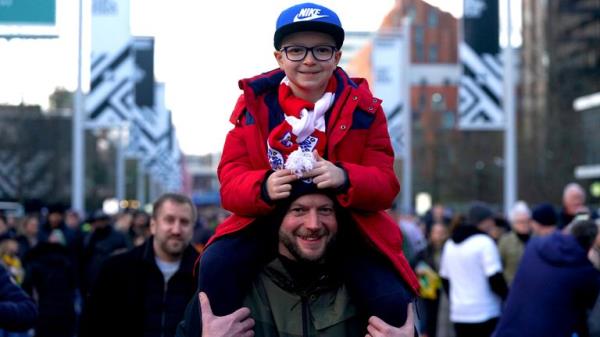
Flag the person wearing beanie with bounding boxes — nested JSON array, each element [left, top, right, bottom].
[[439, 201, 507, 337], [178, 188, 416, 337], [531, 203, 558, 236], [493, 219, 600, 337], [187, 2, 419, 334]]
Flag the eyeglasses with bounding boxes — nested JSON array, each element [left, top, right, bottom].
[[280, 45, 337, 62]]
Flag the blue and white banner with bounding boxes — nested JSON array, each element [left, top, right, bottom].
[[86, 0, 134, 129], [372, 32, 406, 158], [459, 0, 505, 130]]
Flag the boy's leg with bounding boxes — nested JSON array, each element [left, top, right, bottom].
[[341, 247, 415, 327], [197, 221, 277, 316]]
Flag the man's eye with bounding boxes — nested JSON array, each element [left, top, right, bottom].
[[319, 207, 334, 215], [290, 208, 306, 214]]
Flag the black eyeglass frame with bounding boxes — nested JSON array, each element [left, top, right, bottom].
[[279, 45, 338, 62]]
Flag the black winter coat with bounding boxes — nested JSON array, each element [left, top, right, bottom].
[[81, 237, 199, 337], [22, 242, 77, 337]]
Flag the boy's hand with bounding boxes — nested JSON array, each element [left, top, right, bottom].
[[200, 292, 255, 337], [266, 169, 298, 200], [366, 303, 415, 337], [303, 151, 347, 189]]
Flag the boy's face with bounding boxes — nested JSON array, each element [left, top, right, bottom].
[[275, 31, 341, 101]]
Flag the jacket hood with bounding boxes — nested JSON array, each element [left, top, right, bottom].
[[451, 225, 486, 244], [534, 231, 590, 267]]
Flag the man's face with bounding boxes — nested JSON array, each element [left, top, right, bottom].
[[279, 194, 338, 262], [511, 212, 531, 234], [150, 200, 194, 262], [48, 212, 63, 227], [564, 188, 585, 215], [274, 31, 341, 101]]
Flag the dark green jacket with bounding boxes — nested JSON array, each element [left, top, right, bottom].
[[175, 257, 366, 337], [246, 258, 365, 337]]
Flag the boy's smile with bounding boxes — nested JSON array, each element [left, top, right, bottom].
[[275, 31, 341, 103]]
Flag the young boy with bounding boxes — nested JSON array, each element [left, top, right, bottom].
[[198, 1, 419, 329]]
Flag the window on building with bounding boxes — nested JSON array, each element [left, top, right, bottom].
[[414, 25, 424, 44], [416, 45, 425, 62], [431, 92, 446, 111], [442, 111, 456, 129], [419, 91, 428, 111], [406, 4, 416, 20], [427, 10, 438, 27], [429, 44, 439, 62]]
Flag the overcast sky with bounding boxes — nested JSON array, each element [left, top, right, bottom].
[[0, 0, 480, 155]]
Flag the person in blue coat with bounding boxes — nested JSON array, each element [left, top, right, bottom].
[[493, 219, 600, 337], [0, 263, 37, 332]]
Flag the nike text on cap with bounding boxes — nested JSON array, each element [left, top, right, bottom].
[[274, 2, 345, 50]]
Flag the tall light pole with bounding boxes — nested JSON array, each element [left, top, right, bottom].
[[72, 0, 85, 214], [503, 0, 517, 215]]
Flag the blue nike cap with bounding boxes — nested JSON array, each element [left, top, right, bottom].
[[274, 2, 345, 50]]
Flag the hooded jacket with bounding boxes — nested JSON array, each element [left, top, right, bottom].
[[245, 256, 365, 337], [208, 67, 418, 294], [0, 264, 37, 331], [493, 231, 600, 337]]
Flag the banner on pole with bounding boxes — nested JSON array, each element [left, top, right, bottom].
[[372, 32, 406, 158], [459, 0, 505, 130], [86, 0, 134, 129]]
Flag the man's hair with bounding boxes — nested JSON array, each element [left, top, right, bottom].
[[569, 219, 598, 251], [152, 193, 197, 223], [563, 182, 585, 199], [509, 201, 531, 222]]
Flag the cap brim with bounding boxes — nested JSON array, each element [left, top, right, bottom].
[[274, 21, 344, 50]]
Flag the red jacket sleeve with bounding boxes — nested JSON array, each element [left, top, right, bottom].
[[217, 95, 275, 217], [336, 104, 400, 211]]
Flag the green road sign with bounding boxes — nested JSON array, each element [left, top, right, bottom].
[[0, 0, 56, 25]]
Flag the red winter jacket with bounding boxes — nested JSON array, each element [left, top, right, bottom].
[[207, 67, 419, 294]]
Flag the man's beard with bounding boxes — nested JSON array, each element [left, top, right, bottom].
[[159, 236, 186, 259], [279, 228, 337, 264]]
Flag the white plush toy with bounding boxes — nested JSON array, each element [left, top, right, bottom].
[[284, 149, 317, 177]]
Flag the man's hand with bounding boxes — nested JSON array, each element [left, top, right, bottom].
[[200, 292, 255, 337], [266, 169, 298, 200], [365, 303, 415, 337], [303, 151, 347, 189]]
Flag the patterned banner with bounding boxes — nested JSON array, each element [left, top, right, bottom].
[[372, 32, 406, 157], [459, 0, 505, 130]]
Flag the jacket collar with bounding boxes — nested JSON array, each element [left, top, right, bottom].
[[141, 236, 198, 271], [237, 67, 379, 115]]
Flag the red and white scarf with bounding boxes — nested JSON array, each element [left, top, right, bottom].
[[267, 76, 337, 173]]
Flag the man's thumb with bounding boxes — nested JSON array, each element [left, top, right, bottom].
[[312, 150, 323, 161], [199, 292, 213, 319]]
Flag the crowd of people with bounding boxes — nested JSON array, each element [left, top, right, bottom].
[[2, 181, 598, 337], [0, 197, 218, 337], [395, 182, 600, 337]]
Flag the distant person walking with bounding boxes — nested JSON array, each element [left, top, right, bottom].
[[558, 183, 598, 229], [439, 201, 507, 337], [498, 201, 532, 285], [80, 193, 199, 337], [493, 219, 600, 337]]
